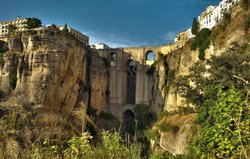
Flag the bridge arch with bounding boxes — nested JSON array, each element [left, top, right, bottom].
[[145, 50, 155, 65], [122, 109, 135, 134], [146, 50, 155, 61]]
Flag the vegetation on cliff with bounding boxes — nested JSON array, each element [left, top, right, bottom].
[[24, 18, 42, 29], [173, 40, 250, 158]]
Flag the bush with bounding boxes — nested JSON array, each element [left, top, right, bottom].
[[241, 0, 250, 10], [0, 53, 4, 67], [9, 75, 17, 89], [157, 123, 179, 134], [134, 104, 151, 130], [24, 18, 42, 29], [191, 28, 211, 60], [189, 86, 250, 158], [144, 129, 160, 141], [244, 14, 250, 33]]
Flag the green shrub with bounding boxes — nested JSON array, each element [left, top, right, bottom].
[[177, 106, 196, 115], [191, 28, 211, 60], [189, 86, 250, 158], [157, 123, 179, 134], [24, 18, 42, 29], [157, 107, 195, 121], [134, 104, 151, 130], [157, 111, 171, 121], [244, 14, 250, 33], [9, 75, 17, 89], [0, 53, 4, 67], [241, 0, 250, 10], [144, 129, 160, 141]]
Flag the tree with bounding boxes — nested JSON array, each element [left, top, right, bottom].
[[191, 28, 211, 60], [175, 45, 250, 107], [189, 86, 250, 158], [191, 17, 199, 35], [62, 23, 69, 32], [174, 45, 250, 158], [24, 18, 42, 29]]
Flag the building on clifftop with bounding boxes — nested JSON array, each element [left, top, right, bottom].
[[0, 17, 28, 37]]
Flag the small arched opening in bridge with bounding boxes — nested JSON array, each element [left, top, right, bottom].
[[122, 109, 135, 134], [127, 59, 136, 104], [146, 51, 155, 61], [146, 51, 154, 65], [109, 52, 116, 61]]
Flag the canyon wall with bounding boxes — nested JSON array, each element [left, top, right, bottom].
[[0, 28, 108, 128], [150, 5, 248, 154]]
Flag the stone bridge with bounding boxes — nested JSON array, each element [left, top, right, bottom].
[[96, 41, 184, 121]]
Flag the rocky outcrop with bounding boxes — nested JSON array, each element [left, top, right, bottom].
[[158, 114, 198, 155], [150, 4, 249, 155], [0, 28, 108, 124], [90, 54, 108, 115]]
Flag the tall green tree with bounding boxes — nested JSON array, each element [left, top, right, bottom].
[[191, 17, 199, 35], [62, 23, 69, 32], [24, 18, 42, 29]]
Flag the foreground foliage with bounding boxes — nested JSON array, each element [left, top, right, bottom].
[[189, 86, 250, 158], [174, 44, 250, 158]]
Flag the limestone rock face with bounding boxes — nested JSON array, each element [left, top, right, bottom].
[[0, 29, 108, 122], [158, 114, 198, 155], [90, 55, 108, 114], [152, 5, 249, 155]]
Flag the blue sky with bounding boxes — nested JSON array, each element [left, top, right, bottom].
[[0, 0, 219, 47]]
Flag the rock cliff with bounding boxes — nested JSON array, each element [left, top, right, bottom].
[[150, 4, 249, 155], [0, 28, 108, 131]]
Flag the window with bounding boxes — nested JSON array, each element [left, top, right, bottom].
[[110, 52, 116, 61]]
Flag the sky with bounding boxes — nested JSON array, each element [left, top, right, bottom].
[[0, 0, 219, 47]]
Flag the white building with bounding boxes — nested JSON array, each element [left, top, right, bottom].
[[186, 28, 195, 39], [91, 43, 110, 49], [198, 5, 217, 29], [0, 17, 28, 37], [198, 0, 240, 30], [174, 28, 195, 43]]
